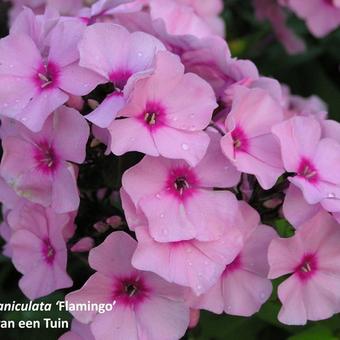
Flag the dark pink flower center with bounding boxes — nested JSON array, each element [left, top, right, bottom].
[[165, 166, 198, 200], [140, 102, 166, 130], [294, 253, 318, 282], [34, 61, 60, 90], [109, 69, 132, 90], [297, 158, 319, 183], [42, 238, 56, 265], [325, 0, 340, 8], [223, 254, 241, 276], [112, 275, 149, 306], [34, 140, 59, 174], [231, 126, 248, 152]]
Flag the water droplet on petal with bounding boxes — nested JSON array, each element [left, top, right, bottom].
[[156, 193, 161, 199], [259, 292, 266, 301], [186, 248, 192, 253], [137, 52, 143, 57], [160, 213, 165, 218], [188, 261, 193, 266], [328, 192, 336, 198], [181, 143, 189, 150], [162, 228, 168, 235], [226, 305, 232, 313], [196, 284, 202, 292]]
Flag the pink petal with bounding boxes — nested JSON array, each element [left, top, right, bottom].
[[135, 296, 189, 340], [153, 126, 210, 166], [109, 118, 159, 156], [52, 106, 90, 163], [86, 93, 125, 128], [52, 165, 80, 213], [89, 231, 136, 276]]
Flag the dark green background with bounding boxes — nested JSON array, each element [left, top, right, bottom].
[[0, 0, 339, 339]]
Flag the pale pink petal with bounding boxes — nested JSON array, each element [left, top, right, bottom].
[[89, 231, 136, 276], [135, 296, 189, 340], [109, 118, 159, 156], [86, 93, 125, 128], [52, 106, 90, 163], [152, 126, 210, 166]]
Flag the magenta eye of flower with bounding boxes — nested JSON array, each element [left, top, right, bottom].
[[144, 112, 157, 125], [297, 158, 319, 182], [174, 176, 189, 194], [109, 69, 132, 90], [34, 141, 59, 174], [231, 126, 248, 152], [325, 0, 340, 8], [295, 253, 318, 281], [42, 238, 56, 265], [35, 62, 59, 90]]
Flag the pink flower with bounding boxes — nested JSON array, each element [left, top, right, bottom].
[[0, 106, 89, 213], [148, 0, 223, 38], [9, 202, 73, 299], [66, 231, 190, 340], [108, 51, 217, 166], [268, 210, 340, 325], [0, 18, 104, 131], [284, 0, 340, 37], [188, 201, 276, 316], [220, 85, 284, 189], [253, 0, 305, 54], [59, 319, 95, 340], [132, 224, 242, 295], [79, 23, 165, 128], [272, 116, 340, 213], [181, 37, 259, 98], [122, 131, 239, 242]]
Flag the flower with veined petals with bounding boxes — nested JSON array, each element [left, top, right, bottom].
[[66, 231, 190, 340], [0, 18, 104, 131], [78, 22, 165, 128], [0, 106, 89, 213], [9, 202, 72, 300], [108, 50, 217, 166], [122, 131, 239, 242], [221, 85, 284, 189], [188, 201, 276, 316], [268, 210, 340, 325]]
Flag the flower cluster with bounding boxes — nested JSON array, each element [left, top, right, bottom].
[[0, 1, 340, 339]]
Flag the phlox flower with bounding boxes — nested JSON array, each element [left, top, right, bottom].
[[108, 50, 217, 165], [9, 202, 73, 300], [0, 18, 104, 131], [59, 319, 95, 340], [282, 0, 340, 38], [78, 22, 165, 128], [132, 225, 242, 295], [220, 85, 284, 189], [188, 201, 276, 316], [0, 106, 89, 213], [272, 116, 340, 213], [268, 210, 340, 325], [122, 131, 239, 242], [66, 231, 190, 340]]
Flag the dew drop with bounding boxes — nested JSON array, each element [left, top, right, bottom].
[[259, 292, 266, 301], [196, 284, 202, 292], [188, 261, 193, 266], [226, 305, 232, 313], [155, 193, 161, 199], [137, 52, 143, 57], [181, 143, 189, 150], [328, 192, 336, 198], [160, 213, 165, 219]]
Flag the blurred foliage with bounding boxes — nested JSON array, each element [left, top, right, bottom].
[[0, 0, 339, 339]]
